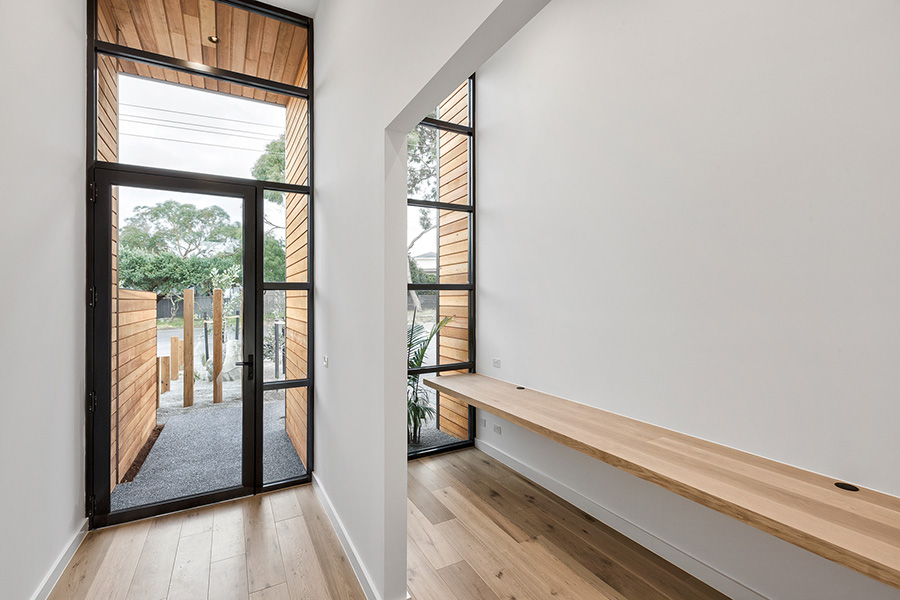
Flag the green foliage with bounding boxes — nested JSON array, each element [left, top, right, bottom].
[[209, 264, 241, 291], [119, 139, 295, 318], [407, 309, 452, 444], [408, 255, 435, 285], [252, 133, 287, 205], [119, 245, 239, 297], [119, 200, 240, 259], [407, 125, 438, 201], [264, 234, 286, 282]]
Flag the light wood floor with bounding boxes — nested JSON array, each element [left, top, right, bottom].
[[408, 448, 730, 600], [49, 485, 365, 600], [51, 448, 729, 600]]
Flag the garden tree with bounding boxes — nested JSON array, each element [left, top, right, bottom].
[[117, 133, 292, 321], [250, 133, 299, 281], [407, 125, 438, 201], [119, 200, 240, 259], [119, 200, 243, 315], [118, 246, 233, 315], [406, 127, 444, 443], [252, 133, 287, 206], [406, 126, 440, 309], [408, 255, 435, 285], [264, 234, 286, 281]]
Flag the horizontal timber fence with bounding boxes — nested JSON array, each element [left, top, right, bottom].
[[113, 288, 158, 491]]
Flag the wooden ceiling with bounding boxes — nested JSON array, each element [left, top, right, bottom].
[[98, 0, 309, 104]]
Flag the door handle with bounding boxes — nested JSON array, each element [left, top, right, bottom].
[[236, 355, 254, 380]]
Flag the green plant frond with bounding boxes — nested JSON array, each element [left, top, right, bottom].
[[407, 310, 453, 443]]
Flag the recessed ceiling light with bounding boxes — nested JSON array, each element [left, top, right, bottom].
[[208, 35, 220, 44]]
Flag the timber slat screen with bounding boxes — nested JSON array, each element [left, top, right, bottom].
[[407, 78, 476, 456], [113, 289, 158, 491]]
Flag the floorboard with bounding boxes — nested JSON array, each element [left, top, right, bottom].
[[49, 487, 363, 600], [411, 448, 730, 600], [50, 447, 727, 600]]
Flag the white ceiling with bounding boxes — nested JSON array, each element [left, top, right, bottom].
[[265, 0, 321, 18]]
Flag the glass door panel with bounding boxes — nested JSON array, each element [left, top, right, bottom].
[[93, 171, 257, 520], [261, 186, 310, 485]]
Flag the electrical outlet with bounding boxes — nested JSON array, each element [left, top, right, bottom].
[[323, 355, 328, 368], [479, 418, 486, 428], [492, 358, 501, 368], [493, 424, 502, 435]]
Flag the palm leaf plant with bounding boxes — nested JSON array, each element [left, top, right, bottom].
[[407, 307, 452, 444]]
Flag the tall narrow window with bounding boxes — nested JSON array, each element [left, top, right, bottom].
[[407, 78, 475, 457]]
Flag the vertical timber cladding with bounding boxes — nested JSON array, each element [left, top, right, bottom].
[[437, 82, 472, 441], [97, 0, 120, 491], [115, 290, 159, 484], [283, 49, 310, 466]]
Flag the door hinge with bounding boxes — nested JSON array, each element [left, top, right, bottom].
[[88, 495, 96, 517], [88, 285, 96, 308], [88, 181, 96, 203], [88, 390, 97, 413]]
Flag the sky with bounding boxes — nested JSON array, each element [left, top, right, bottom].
[[115, 72, 432, 258], [117, 73, 285, 227]]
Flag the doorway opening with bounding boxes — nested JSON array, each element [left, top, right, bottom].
[[406, 77, 476, 458], [86, 0, 313, 527]]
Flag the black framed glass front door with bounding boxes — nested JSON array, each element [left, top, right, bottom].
[[87, 165, 310, 527]]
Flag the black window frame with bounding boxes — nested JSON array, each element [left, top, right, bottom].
[[85, 0, 315, 528], [407, 75, 477, 460]]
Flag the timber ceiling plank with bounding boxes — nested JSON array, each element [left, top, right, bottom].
[[100, 0, 307, 105]]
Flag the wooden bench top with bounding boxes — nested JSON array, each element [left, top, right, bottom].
[[424, 373, 900, 590]]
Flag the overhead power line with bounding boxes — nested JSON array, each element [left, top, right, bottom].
[[121, 102, 286, 129], [121, 117, 279, 142], [120, 132, 285, 154], [120, 113, 283, 138]]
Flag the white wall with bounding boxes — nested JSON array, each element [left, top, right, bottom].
[[311, 1, 548, 598], [0, 1, 87, 599], [476, 1, 900, 598]]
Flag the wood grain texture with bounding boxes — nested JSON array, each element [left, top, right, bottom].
[[243, 495, 286, 593], [412, 448, 728, 600], [294, 486, 366, 600], [170, 336, 179, 380], [425, 374, 900, 591], [50, 486, 364, 600], [433, 81, 471, 442], [97, 0, 308, 103], [115, 288, 158, 485], [182, 289, 194, 407], [52, 449, 722, 600], [209, 554, 249, 600], [213, 288, 223, 403]]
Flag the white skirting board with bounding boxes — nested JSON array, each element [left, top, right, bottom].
[[474, 438, 769, 600], [313, 473, 381, 600], [30, 518, 89, 600]]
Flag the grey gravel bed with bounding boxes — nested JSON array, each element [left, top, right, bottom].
[[111, 398, 305, 512], [408, 416, 463, 453]]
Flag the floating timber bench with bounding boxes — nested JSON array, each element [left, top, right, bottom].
[[424, 373, 900, 591]]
